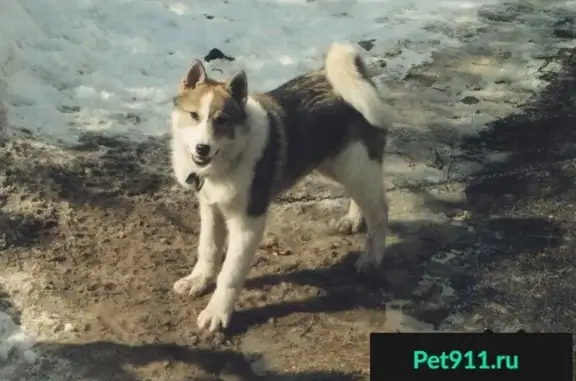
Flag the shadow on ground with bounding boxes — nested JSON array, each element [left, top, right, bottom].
[[0, 133, 171, 210], [0, 133, 179, 251], [461, 48, 576, 214], [0, 210, 58, 250], [235, 214, 562, 334], [32, 341, 360, 381]]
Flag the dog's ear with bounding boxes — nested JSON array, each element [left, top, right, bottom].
[[180, 60, 207, 92], [225, 70, 248, 104]]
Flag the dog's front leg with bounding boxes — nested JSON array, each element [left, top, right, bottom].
[[173, 201, 227, 297], [197, 212, 266, 332]]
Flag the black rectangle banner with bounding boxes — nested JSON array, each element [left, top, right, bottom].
[[370, 332, 573, 381]]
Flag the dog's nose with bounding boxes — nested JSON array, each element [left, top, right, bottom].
[[195, 144, 211, 157]]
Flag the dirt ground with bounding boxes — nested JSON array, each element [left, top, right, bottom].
[[1, 7, 576, 381]]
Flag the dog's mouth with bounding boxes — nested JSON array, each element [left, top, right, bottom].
[[191, 150, 219, 167]]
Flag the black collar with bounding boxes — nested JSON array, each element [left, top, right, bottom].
[[185, 172, 205, 192], [184, 152, 244, 193]]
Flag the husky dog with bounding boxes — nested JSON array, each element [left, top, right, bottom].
[[170, 42, 391, 332]]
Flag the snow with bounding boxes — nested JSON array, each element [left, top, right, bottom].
[[0, 0, 507, 145], [0, 275, 39, 371], [0, 273, 76, 379], [0, 311, 37, 364]]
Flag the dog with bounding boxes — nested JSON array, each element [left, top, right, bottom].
[[170, 42, 391, 332]]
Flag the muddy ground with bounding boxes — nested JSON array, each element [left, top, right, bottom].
[[1, 6, 576, 381]]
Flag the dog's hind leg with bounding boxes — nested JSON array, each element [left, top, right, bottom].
[[322, 141, 389, 272], [316, 165, 365, 234], [338, 199, 365, 234], [173, 202, 227, 297]]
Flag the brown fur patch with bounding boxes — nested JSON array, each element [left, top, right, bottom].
[[173, 79, 246, 139]]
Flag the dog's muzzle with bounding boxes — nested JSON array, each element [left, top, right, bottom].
[[191, 150, 219, 168], [192, 155, 211, 167]]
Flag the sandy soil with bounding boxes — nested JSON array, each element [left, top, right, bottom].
[[1, 5, 576, 381]]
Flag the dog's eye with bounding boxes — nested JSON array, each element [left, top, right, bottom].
[[190, 112, 199, 121]]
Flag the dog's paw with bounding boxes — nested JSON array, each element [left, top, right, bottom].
[[197, 293, 234, 332], [355, 251, 382, 273], [173, 275, 210, 298]]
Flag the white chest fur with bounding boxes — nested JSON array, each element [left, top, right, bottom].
[[197, 176, 247, 207]]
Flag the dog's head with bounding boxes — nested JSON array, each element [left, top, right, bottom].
[[171, 59, 250, 176]]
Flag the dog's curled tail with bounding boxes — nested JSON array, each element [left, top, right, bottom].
[[325, 42, 392, 129]]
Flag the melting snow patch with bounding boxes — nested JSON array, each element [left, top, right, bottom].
[[0, 311, 37, 365], [0, 0, 506, 144]]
